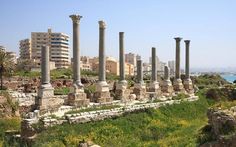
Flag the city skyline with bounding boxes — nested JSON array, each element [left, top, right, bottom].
[[1, 0, 236, 68]]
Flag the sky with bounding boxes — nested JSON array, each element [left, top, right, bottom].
[[0, 0, 236, 69]]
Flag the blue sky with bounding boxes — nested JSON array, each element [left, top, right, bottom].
[[0, 0, 236, 68]]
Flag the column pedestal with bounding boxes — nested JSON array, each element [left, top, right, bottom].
[[133, 83, 146, 100], [93, 81, 113, 103], [115, 81, 130, 101], [67, 85, 89, 107], [148, 82, 161, 98], [173, 79, 185, 93], [184, 79, 194, 94], [36, 84, 62, 111], [162, 80, 174, 96]]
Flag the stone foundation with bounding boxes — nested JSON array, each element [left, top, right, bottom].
[[184, 80, 194, 94], [162, 80, 174, 96], [148, 82, 161, 96], [36, 85, 63, 113], [133, 83, 146, 100], [115, 82, 130, 101], [173, 79, 185, 93], [67, 92, 89, 107], [93, 82, 112, 103]]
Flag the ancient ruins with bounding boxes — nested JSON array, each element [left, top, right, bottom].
[[18, 14, 197, 141]]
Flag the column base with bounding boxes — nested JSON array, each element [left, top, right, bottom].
[[93, 81, 113, 103], [67, 92, 89, 107], [161, 80, 174, 96], [148, 82, 161, 96], [36, 84, 62, 111], [133, 83, 146, 100], [173, 79, 185, 93], [184, 79, 194, 94], [115, 82, 131, 101]]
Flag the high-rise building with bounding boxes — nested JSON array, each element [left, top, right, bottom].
[[19, 39, 31, 60], [31, 28, 70, 68], [168, 60, 175, 76], [125, 53, 137, 67]]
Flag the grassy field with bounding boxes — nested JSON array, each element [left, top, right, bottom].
[[32, 91, 212, 147], [0, 118, 21, 147]]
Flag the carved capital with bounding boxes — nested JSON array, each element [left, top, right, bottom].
[[70, 14, 82, 23], [99, 20, 106, 29]]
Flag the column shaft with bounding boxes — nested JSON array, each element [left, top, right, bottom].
[[164, 66, 170, 80], [99, 21, 106, 81], [185, 40, 190, 79], [137, 60, 143, 83], [151, 47, 157, 82], [119, 32, 125, 81], [41, 45, 50, 84], [174, 37, 182, 79], [70, 15, 82, 86]]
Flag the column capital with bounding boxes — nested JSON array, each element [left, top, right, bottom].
[[184, 40, 190, 44], [174, 37, 182, 42], [99, 20, 106, 29], [70, 14, 82, 23], [119, 32, 124, 35]]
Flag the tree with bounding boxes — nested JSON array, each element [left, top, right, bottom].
[[0, 51, 15, 90]]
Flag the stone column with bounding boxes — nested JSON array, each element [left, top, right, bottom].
[[162, 66, 173, 95], [119, 32, 126, 83], [99, 21, 106, 82], [185, 40, 190, 80], [41, 45, 50, 86], [149, 47, 160, 97], [37, 45, 61, 112], [183, 40, 193, 93], [115, 32, 129, 100], [94, 21, 112, 103], [68, 14, 89, 107], [151, 47, 157, 82], [173, 37, 184, 92], [134, 59, 146, 100], [70, 14, 83, 91], [137, 60, 143, 83]]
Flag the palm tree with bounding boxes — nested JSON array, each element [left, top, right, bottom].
[[0, 50, 15, 90]]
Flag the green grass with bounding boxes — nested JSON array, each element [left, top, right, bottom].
[[54, 87, 70, 95], [65, 105, 121, 114], [32, 91, 210, 147], [0, 118, 21, 147]]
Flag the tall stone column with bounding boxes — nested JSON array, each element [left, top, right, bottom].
[[149, 47, 160, 97], [162, 66, 173, 95], [69, 14, 83, 92], [137, 60, 143, 83], [134, 59, 146, 100], [94, 20, 112, 103], [41, 45, 51, 86], [183, 40, 194, 93], [99, 21, 106, 82], [68, 14, 89, 107], [173, 37, 184, 92], [119, 32, 126, 83], [115, 32, 129, 100], [37, 45, 61, 112]]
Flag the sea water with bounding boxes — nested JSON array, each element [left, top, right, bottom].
[[221, 74, 236, 83]]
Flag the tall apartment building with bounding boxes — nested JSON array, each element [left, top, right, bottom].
[[125, 53, 137, 67], [19, 39, 31, 60], [31, 29, 70, 68]]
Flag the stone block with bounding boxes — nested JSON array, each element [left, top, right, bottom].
[[67, 92, 89, 107], [133, 83, 146, 100], [184, 80, 194, 94], [173, 79, 185, 93]]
